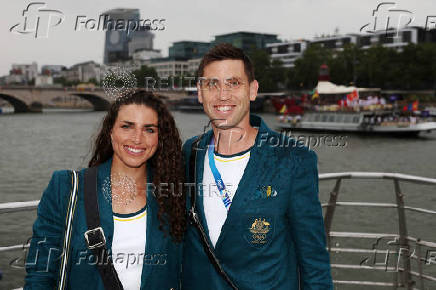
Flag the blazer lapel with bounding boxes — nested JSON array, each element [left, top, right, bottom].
[[195, 130, 214, 245], [97, 158, 115, 249], [140, 165, 154, 288]]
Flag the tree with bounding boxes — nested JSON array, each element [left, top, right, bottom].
[[248, 49, 286, 92], [327, 44, 361, 86], [132, 65, 158, 88], [288, 44, 333, 89], [88, 78, 99, 86]]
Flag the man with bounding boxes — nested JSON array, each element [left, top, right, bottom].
[[182, 43, 333, 289]]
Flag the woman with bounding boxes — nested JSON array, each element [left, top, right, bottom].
[[25, 91, 186, 290]]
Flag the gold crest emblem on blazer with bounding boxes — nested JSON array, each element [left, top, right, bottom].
[[249, 218, 271, 244]]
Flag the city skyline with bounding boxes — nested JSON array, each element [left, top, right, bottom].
[[1, 0, 435, 75]]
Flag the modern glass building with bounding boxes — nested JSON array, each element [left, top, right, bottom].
[[103, 8, 154, 64], [213, 31, 279, 52], [168, 41, 211, 60]]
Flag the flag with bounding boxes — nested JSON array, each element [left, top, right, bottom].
[[346, 90, 359, 106], [355, 90, 359, 101], [279, 104, 287, 114], [412, 100, 419, 111], [338, 98, 348, 107], [311, 89, 319, 100], [347, 89, 359, 101]]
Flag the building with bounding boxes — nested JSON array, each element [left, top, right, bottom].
[[3, 74, 25, 85], [214, 31, 279, 52], [146, 58, 190, 78], [64, 61, 101, 83], [310, 34, 360, 50], [41, 65, 67, 78], [128, 26, 155, 56], [168, 41, 211, 60], [132, 49, 162, 60], [9, 62, 38, 84], [35, 75, 54, 87], [187, 58, 202, 76], [103, 8, 155, 64], [266, 40, 308, 68], [357, 26, 436, 50], [266, 26, 436, 69]]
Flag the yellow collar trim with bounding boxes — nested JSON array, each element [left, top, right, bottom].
[[113, 210, 147, 222], [214, 152, 250, 163]]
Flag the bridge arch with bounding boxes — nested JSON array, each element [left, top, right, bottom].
[[0, 93, 29, 113], [70, 93, 111, 111]]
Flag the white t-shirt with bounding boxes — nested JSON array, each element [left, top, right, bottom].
[[112, 206, 147, 290], [203, 149, 250, 247]]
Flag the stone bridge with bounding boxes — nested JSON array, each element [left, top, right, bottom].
[[0, 87, 188, 113]]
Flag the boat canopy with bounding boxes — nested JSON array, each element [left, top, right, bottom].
[[316, 81, 380, 94]]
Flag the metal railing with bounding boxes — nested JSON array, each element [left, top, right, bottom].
[[1, 172, 436, 289], [320, 172, 436, 290], [0, 201, 37, 253]]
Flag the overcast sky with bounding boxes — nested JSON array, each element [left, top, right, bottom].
[[1, 0, 435, 75]]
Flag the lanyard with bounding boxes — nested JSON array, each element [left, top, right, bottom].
[[208, 139, 232, 210]]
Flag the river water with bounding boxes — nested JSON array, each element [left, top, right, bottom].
[[1, 109, 436, 289]]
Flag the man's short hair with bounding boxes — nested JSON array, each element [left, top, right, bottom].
[[197, 43, 255, 82]]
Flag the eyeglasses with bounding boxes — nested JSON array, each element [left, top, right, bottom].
[[198, 77, 245, 91]]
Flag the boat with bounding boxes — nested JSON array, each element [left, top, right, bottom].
[[276, 64, 436, 136], [277, 111, 436, 136], [2, 172, 436, 289], [173, 96, 265, 112]]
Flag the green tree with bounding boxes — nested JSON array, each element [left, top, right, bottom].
[[289, 44, 333, 89], [327, 43, 361, 86], [133, 65, 158, 88], [88, 78, 99, 86], [248, 49, 286, 92], [356, 45, 398, 88], [270, 59, 287, 89]]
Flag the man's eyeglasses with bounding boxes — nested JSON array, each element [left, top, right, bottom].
[[198, 77, 245, 91]]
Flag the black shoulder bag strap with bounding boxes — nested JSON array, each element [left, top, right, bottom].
[[188, 138, 239, 290], [83, 167, 124, 290]]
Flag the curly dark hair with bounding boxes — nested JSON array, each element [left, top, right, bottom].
[[89, 90, 186, 242]]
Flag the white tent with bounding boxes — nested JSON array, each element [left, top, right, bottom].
[[315, 81, 380, 94]]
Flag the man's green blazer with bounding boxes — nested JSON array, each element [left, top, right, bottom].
[[182, 115, 333, 289]]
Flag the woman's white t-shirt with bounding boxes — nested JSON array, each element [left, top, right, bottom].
[[112, 206, 147, 290]]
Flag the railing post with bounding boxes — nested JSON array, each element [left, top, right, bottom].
[[415, 239, 425, 290], [393, 179, 413, 290], [324, 179, 342, 250]]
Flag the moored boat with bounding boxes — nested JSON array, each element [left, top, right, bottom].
[[277, 111, 436, 136]]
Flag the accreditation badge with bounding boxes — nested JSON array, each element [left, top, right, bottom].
[[243, 215, 274, 248]]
